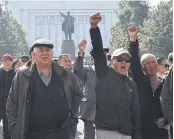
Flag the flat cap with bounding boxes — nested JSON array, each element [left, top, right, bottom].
[[29, 38, 54, 55]]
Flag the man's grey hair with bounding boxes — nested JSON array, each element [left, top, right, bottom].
[[140, 53, 156, 65], [58, 54, 71, 60], [33, 47, 53, 52], [33, 47, 38, 52]]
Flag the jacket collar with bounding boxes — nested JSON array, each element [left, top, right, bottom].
[[23, 62, 67, 79]]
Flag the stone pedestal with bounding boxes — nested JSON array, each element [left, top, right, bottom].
[[61, 40, 75, 59]]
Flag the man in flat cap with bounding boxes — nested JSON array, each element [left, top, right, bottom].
[[0, 54, 16, 139], [6, 38, 83, 139]]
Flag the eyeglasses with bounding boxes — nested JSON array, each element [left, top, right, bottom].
[[160, 64, 170, 69], [113, 56, 130, 63]]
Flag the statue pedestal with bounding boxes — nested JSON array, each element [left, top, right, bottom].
[[61, 40, 75, 59]]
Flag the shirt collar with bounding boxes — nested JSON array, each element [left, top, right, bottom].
[[37, 66, 52, 77]]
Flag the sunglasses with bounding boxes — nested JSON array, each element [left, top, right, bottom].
[[113, 56, 130, 63], [160, 64, 170, 68]]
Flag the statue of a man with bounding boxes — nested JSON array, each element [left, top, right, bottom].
[[59, 11, 75, 40]]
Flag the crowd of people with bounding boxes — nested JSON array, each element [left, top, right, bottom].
[[0, 12, 173, 139]]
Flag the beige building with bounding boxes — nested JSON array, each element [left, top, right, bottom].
[[8, 1, 119, 56]]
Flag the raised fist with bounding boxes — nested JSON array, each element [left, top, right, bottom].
[[78, 40, 87, 53], [90, 13, 102, 28], [128, 27, 139, 36]]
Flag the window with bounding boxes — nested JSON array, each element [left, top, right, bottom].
[[42, 16, 48, 25], [56, 15, 62, 24], [35, 16, 41, 25], [77, 15, 84, 23], [50, 16, 55, 25], [85, 15, 90, 23]]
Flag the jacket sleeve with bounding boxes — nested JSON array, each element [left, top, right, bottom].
[[90, 27, 108, 79], [6, 73, 19, 133], [73, 55, 87, 82], [128, 40, 146, 82], [70, 72, 83, 116], [160, 66, 173, 124], [131, 83, 142, 139]]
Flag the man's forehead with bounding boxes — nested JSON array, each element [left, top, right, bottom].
[[144, 56, 157, 63], [146, 55, 156, 60], [37, 46, 51, 49]]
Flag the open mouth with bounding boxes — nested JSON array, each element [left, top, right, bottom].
[[121, 66, 126, 70]]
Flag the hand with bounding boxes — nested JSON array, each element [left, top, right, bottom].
[[128, 27, 139, 42], [155, 118, 166, 128], [78, 40, 87, 55], [90, 12, 102, 28]]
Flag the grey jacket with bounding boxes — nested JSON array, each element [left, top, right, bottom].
[[74, 55, 97, 121], [6, 62, 83, 139]]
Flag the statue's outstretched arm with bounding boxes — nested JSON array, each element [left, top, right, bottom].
[[59, 12, 67, 18]]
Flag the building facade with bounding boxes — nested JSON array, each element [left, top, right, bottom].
[[8, 1, 119, 56]]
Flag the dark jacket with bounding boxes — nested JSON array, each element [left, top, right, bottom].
[[129, 40, 168, 139], [90, 27, 141, 139], [0, 68, 15, 118], [161, 66, 173, 124], [6, 62, 83, 139], [74, 55, 97, 121]]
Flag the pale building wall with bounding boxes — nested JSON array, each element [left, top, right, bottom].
[[8, 1, 119, 56]]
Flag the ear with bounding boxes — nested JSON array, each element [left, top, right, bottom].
[[31, 51, 36, 60], [110, 59, 114, 65], [142, 65, 145, 71]]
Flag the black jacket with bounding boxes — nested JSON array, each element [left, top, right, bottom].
[[6, 63, 83, 139], [0, 68, 15, 118], [90, 27, 141, 139], [161, 66, 173, 124], [129, 40, 168, 139]]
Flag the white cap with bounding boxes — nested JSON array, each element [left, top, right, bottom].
[[111, 48, 131, 59]]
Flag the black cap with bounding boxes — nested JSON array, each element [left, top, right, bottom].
[[29, 38, 54, 55], [168, 52, 173, 62], [157, 57, 166, 64], [103, 48, 109, 53], [21, 55, 30, 62]]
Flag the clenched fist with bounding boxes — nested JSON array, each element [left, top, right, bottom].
[[128, 27, 139, 42], [90, 12, 102, 28], [128, 27, 139, 36]]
